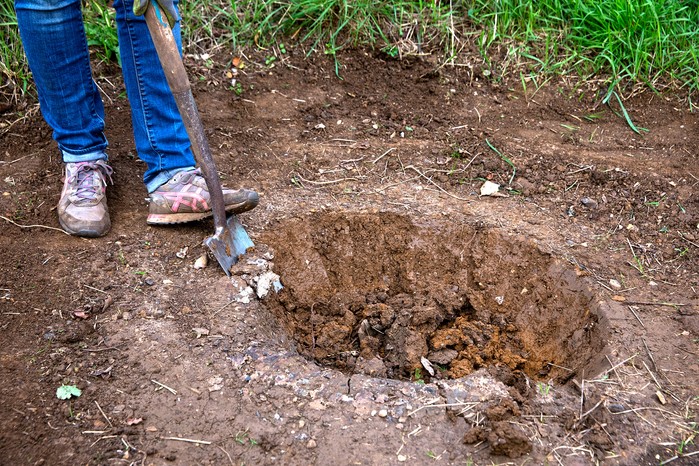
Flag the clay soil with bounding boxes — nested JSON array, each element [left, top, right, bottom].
[[1, 47, 698, 465]]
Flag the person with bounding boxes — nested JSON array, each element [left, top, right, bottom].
[[14, 0, 259, 237]]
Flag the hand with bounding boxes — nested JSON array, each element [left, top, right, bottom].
[[133, 0, 177, 28]]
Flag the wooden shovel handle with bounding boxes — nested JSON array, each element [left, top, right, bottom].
[[144, 4, 227, 232]]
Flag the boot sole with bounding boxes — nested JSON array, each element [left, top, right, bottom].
[[146, 201, 258, 225], [59, 218, 111, 238]]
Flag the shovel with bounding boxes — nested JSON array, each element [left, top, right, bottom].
[[144, 2, 253, 276]]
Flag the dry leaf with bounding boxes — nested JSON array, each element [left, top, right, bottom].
[[611, 295, 626, 302]]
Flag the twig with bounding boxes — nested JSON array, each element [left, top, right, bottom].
[[642, 360, 662, 390], [643, 338, 658, 371], [217, 445, 235, 466], [678, 232, 699, 249], [295, 174, 360, 186], [0, 154, 31, 165], [151, 379, 177, 395], [94, 401, 113, 428], [82, 346, 122, 353], [596, 353, 638, 379], [211, 299, 236, 317], [627, 306, 645, 328], [90, 435, 118, 447], [0, 215, 70, 235], [660, 450, 699, 465], [625, 301, 687, 307], [408, 401, 479, 417], [605, 355, 624, 388], [405, 165, 472, 201], [162, 436, 211, 445], [580, 398, 605, 420], [372, 148, 396, 164], [611, 406, 683, 418], [83, 284, 106, 294], [374, 175, 420, 193]]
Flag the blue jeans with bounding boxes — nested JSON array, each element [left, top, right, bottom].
[[15, 0, 195, 192]]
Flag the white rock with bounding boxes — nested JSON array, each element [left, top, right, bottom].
[[480, 180, 501, 196], [255, 271, 283, 298], [193, 254, 208, 269], [609, 279, 622, 290]]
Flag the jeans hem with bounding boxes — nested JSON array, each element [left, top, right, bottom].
[[146, 166, 196, 193], [62, 149, 109, 163]]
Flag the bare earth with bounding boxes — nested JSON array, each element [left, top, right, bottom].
[[1, 48, 698, 465]]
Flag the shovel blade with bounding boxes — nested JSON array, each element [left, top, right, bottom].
[[203, 215, 254, 276]]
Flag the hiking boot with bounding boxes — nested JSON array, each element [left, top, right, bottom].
[[58, 160, 113, 237], [146, 169, 259, 224]]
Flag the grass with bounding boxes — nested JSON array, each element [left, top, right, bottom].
[[0, 0, 32, 103], [3, 0, 699, 106]]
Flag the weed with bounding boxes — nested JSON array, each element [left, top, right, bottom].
[[536, 381, 552, 397], [603, 90, 648, 134], [486, 139, 516, 186], [235, 430, 258, 446], [583, 113, 604, 122], [56, 384, 82, 400], [82, 2, 120, 65], [413, 367, 425, 385], [230, 81, 244, 96]]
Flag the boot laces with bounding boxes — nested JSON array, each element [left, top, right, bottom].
[[69, 161, 114, 202]]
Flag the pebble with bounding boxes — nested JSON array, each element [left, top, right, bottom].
[[306, 439, 317, 449], [193, 254, 208, 269], [609, 279, 622, 290], [580, 197, 598, 209], [378, 409, 388, 418], [608, 403, 626, 413]]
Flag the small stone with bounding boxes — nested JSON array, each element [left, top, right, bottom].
[[608, 403, 625, 413], [298, 420, 305, 428], [580, 197, 598, 209], [193, 254, 208, 269], [122, 311, 131, 321], [397, 455, 407, 462], [306, 439, 317, 449], [609, 279, 622, 290], [378, 409, 388, 418]]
